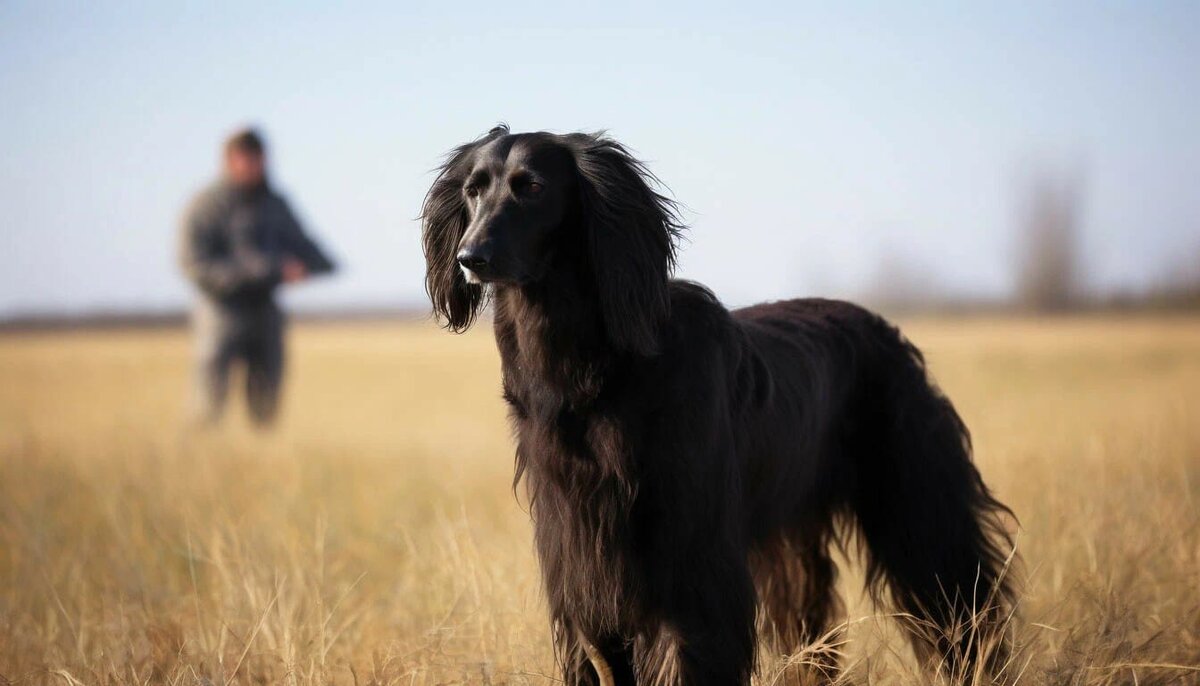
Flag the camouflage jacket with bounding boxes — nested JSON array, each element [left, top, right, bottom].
[[179, 179, 335, 307]]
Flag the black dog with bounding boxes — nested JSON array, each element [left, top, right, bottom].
[[422, 126, 1016, 685]]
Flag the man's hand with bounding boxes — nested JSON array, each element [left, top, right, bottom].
[[281, 258, 308, 284]]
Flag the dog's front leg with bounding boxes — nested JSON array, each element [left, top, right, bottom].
[[633, 608, 756, 686], [612, 378, 759, 683], [555, 620, 638, 686], [580, 632, 638, 686], [630, 549, 757, 685], [579, 632, 616, 686]]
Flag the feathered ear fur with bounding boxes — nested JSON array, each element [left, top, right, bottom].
[[421, 126, 508, 330], [567, 133, 683, 356]]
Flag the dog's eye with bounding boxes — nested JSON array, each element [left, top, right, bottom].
[[464, 185, 479, 198], [526, 182, 544, 195]]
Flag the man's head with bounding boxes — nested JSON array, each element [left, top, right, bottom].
[[223, 128, 267, 188]]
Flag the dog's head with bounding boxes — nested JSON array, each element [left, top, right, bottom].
[[422, 125, 682, 355]]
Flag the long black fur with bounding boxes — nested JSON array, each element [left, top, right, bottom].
[[422, 126, 1017, 685]]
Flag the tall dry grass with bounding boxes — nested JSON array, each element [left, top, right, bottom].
[[1, 316, 1197, 685]]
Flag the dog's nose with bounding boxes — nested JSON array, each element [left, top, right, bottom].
[[456, 248, 491, 273]]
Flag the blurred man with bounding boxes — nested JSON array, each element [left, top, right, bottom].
[[179, 128, 335, 427]]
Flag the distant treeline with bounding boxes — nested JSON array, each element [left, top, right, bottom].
[[868, 164, 1200, 316], [0, 305, 433, 333]]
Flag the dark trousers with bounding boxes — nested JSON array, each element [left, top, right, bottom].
[[191, 299, 285, 426]]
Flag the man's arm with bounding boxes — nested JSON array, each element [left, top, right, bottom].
[[279, 199, 336, 277], [178, 193, 281, 298]]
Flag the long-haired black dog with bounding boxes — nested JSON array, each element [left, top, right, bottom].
[[422, 126, 1016, 685]]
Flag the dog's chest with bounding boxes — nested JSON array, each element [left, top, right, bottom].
[[508, 390, 592, 460], [505, 376, 631, 477], [508, 389, 643, 626]]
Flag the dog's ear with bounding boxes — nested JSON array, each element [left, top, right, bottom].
[[570, 133, 683, 356], [421, 127, 506, 330]]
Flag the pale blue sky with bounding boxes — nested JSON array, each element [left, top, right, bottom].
[[1, 1, 1197, 314]]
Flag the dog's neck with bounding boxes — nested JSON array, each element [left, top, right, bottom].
[[492, 270, 614, 408]]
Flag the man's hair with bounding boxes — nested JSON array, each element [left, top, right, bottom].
[[225, 128, 265, 156]]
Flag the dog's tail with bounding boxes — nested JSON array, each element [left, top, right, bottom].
[[848, 321, 1017, 678]]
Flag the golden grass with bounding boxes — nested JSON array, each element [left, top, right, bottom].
[[1, 316, 1198, 685]]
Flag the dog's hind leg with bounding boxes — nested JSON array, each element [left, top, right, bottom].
[[755, 536, 844, 683], [797, 543, 845, 677]]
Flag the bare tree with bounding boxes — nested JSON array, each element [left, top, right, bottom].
[[1015, 169, 1083, 311]]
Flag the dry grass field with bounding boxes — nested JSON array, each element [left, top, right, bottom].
[[1, 316, 1198, 685]]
